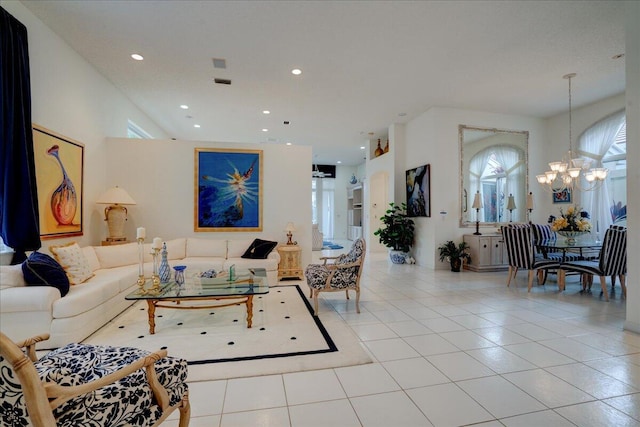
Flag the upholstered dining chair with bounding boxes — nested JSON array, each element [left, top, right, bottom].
[[501, 225, 560, 292], [305, 238, 365, 315], [558, 226, 627, 301], [0, 332, 190, 427]]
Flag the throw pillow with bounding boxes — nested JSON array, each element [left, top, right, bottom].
[[50, 242, 95, 285], [241, 239, 278, 259], [22, 252, 70, 297]]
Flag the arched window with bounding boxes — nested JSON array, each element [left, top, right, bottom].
[[578, 110, 626, 237], [469, 145, 525, 222]]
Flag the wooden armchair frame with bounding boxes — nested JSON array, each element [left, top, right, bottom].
[[0, 332, 190, 427]]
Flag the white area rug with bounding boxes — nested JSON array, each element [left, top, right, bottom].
[[84, 285, 371, 381]]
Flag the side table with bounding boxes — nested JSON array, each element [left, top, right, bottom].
[[277, 245, 303, 280]]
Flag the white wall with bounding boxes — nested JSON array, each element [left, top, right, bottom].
[[404, 107, 546, 269], [3, 1, 169, 252], [624, 0, 639, 334], [105, 138, 313, 266]]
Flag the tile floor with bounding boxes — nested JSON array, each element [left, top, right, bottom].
[[164, 243, 639, 426]]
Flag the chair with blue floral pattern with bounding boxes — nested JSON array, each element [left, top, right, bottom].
[[0, 332, 190, 427], [304, 238, 365, 315]]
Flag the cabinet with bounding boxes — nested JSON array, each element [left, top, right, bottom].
[[277, 245, 303, 280], [347, 184, 363, 241], [463, 234, 508, 272]]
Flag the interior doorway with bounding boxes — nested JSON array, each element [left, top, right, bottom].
[[368, 171, 389, 252]]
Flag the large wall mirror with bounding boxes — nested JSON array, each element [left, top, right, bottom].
[[459, 125, 529, 227]]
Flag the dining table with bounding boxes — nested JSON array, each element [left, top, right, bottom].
[[535, 237, 603, 262]]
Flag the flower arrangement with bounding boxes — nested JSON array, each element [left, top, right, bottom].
[[550, 205, 591, 232]]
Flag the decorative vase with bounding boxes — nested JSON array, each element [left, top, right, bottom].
[[389, 250, 408, 264], [450, 258, 462, 272], [47, 145, 77, 225], [384, 139, 389, 153], [350, 173, 358, 184], [173, 265, 186, 286], [159, 242, 171, 283], [374, 139, 384, 157]]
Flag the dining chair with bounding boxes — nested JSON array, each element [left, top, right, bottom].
[[304, 238, 365, 315], [0, 332, 190, 427], [501, 225, 561, 292], [558, 226, 627, 301]]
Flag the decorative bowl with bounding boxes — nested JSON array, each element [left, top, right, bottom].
[[556, 230, 588, 245]]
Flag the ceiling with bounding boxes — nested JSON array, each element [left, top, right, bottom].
[[20, 0, 625, 166]]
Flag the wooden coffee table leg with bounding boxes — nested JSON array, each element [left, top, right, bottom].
[[246, 295, 253, 328], [147, 300, 157, 334]]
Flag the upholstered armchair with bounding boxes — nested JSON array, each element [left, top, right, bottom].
[[0, 332, 190, 427], [312, 223, 324, 251], [305, 238, 365, 315]]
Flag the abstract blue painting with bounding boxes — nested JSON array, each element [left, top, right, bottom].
[[195, 148, 263, 231]]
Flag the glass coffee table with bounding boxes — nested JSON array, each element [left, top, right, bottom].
[[125, 268, 269, 334]]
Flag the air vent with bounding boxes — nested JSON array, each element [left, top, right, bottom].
[[214, 78, 232, 85], [212, 58, 227, 69]]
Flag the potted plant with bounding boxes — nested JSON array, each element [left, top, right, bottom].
[[374, 202, 415, 264], [438, 240, 471, 272]]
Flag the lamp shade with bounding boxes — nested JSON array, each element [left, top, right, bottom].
[[472, 191, 483, 209], [526, 192, 534, 210], [284, 222, 296, 232], [506, 194, 516, 210], [96, 186, 136, 205]]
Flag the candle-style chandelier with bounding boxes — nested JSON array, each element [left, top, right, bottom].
[[536, 73, 608, 192]]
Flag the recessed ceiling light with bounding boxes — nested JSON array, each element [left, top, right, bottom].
[[291, 68, 302, 75], [337, 161, 342, 164], [180, 105, 189, 109], [262, 128, 268, 132], [360, 146, 365, 150], [286, 142, 292, 146], [263, 110, 270, 115], [194, 124, 201, 128], [131, 53, 144, 61]]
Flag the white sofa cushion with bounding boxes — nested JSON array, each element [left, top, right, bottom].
[[165, 238, 186, 260], [52, 275, 121, 319], [82, 246, 101, 272], [94, 242, 139, 269], [0, 264, 26, 289], [186, 238, 227, 258]]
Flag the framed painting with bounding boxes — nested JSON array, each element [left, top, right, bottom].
[[195, 148, 263, 231], [552, 188, 572, 204], [406, 164, 430, 217], [32, 125, 84, 239]]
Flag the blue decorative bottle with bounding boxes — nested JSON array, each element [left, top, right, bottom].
[[159, 242, 171, 283]]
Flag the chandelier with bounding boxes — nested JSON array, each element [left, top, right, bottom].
[[536, 73, 608, 192]]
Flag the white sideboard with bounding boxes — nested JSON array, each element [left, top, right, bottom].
[[463, 233, 509, 272]]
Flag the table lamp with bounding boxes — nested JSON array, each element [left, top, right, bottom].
[[526, 192, 534, 223], [506, 194, 516, 222], [472, 191, 483, 235], [96, 186, 136, 241], [285, 222, 297, 245]]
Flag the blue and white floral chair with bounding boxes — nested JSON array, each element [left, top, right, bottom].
[[0, 332, 190, 427], [305, 238, 365, 315]]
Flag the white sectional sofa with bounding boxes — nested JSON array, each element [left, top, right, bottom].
[[0, 238, 280, 349]]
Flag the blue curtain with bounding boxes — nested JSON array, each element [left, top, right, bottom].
[[1, 7, 41, 263]]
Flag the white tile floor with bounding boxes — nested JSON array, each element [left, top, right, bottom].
[[164, 243, 639, 426]]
